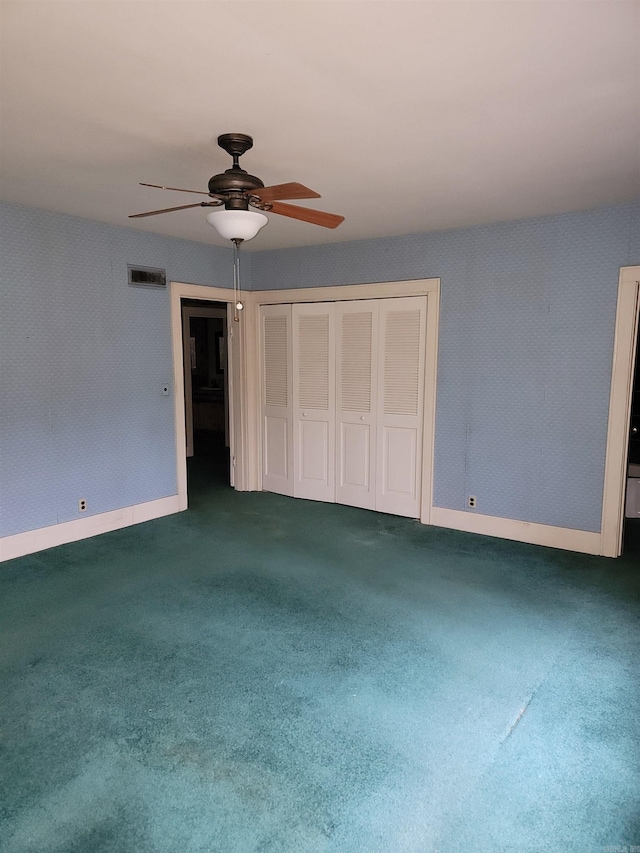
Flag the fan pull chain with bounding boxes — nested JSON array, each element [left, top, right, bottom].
[[232, 238, 244, 322]]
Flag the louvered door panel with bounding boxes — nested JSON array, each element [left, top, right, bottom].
[[293, 303, 336, 502], [384, 311, 421, 415], [336, 301, 378, 509], [261, 305, 293, 496], [376, 297, 427, 517]]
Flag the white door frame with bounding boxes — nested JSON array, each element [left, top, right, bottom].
[[170, 282, 253, 509], [250, 278, 441, 524], [601, 265, 640, 557]]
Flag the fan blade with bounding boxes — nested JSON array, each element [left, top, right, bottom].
[[253, 182, 321, 202], [140, 182, 213, 197], [268, 202, 344, 229], [129, 202, 209, 218]]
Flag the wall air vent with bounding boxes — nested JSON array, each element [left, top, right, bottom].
[[127, 265, 167, 288]]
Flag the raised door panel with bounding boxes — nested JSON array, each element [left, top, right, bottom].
[[261, 305, 293, 496], [299, 419, 330, 482], [375, 296, 427, 517], [335, 301, 378, 510], [293, 303, 336, 502]]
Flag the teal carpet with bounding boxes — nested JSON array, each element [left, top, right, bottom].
[[1, 445, 639, 852]]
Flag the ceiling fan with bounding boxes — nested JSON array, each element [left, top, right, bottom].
[[129, 133, 344, 231]]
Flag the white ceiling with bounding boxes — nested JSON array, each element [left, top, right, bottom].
[[1, 1, 638, 252]]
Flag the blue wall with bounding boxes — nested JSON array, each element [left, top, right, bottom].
[[0, 203, 233, 537], [2, 201, 638, 540], [252, 204, 640, 531]]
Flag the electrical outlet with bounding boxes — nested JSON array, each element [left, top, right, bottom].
[[468, 495, 477, 509], [161, 384, 170, 396], [78, 499, 87, 512]]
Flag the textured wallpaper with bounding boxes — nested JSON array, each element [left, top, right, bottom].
[[252, 204, 640, 532], [2, 201, 638, 539], [0, 203, 233, 537]]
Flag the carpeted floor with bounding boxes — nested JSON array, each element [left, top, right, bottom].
[[1, 440, 639, 853]]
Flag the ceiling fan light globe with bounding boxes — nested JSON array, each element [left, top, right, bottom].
[[205, 210, 268, 241]]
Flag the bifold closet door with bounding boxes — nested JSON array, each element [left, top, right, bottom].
[[262, 296, 428, 517], [260, 304, 293, 496], [336, 301, 378, 510], [375, 296, 427, 518], [292, 302, 336, 502]]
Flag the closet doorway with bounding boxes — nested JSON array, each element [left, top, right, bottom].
[[259, 289, 437, 521]]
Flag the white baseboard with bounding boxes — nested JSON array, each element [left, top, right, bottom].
[[429, 507, 603, 556], [0, 497, 606, 563], [0, 495, 185, 563]]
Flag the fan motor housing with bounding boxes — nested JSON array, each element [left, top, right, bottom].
[[208, 170, 265, 196]]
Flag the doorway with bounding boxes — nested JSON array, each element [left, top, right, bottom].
[[623, 319, 640, 553], [182, 300, 231, 491], [260, 296, 430, 518], [602, 265, 640, 557], [171, 280, 254, 515], [255, 279, 440, 524]]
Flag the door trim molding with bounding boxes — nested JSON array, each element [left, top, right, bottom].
[[170, 282, 249, 510], [421, 285, 440, 525], [601, 265, 640, 557], [250, 278, 441, 520], [252, 278, 439, 305]]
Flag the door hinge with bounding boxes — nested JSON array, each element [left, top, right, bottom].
[[232, 456, 237, 467]]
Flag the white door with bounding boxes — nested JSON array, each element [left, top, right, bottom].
[[293, 302, 336, 502], [336, 300, 378, 510], [375, 296, 427, 517], [261, 304, 293, 496]]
